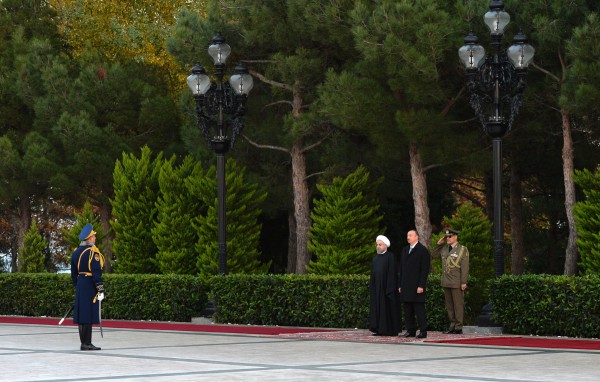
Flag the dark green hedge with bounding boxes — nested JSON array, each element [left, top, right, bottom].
[[209, 274, 370, 328], [490, 274, 600, 337], [0, 273, 209, 322], [209, 273, 478, 330]]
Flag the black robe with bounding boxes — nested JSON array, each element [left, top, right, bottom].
[[368, 251, 401, 336]]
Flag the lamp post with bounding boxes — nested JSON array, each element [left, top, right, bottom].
[[458, 1, 534, 278], [186, 32, 254, 275]]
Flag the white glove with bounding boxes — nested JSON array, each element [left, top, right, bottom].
[[97, 293, 104, 301]]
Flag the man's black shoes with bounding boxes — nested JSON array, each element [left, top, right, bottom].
[[416, 332, 427, 339], [451, 329, 463, 334], [80, 344, 101, 351], [402, 332, 416, 338]]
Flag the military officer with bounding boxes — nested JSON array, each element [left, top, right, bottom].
[[70, 223, 105, 350], [432, 228, 469, 334]]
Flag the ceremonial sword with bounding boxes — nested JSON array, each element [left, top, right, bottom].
[[58, 304, 74, 325], [98, 296, 103, 338], [93, 293, 104, 337]]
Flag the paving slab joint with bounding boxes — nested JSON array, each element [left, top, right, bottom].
[[463, 325, 503, 335]]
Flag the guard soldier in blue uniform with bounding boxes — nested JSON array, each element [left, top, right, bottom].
[[70, 223, 105, 350]]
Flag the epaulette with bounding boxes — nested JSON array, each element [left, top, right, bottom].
[[90, 245, 105, 268]]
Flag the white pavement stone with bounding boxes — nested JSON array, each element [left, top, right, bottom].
[[0, 323, 599, 381]]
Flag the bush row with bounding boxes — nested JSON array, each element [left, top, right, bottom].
[[489, 274, 600, 337], [2, 273, 598, 337], [0, 273, 209, 322], [0, 273, 474, 331]]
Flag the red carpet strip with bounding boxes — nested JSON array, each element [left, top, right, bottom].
[[429, 336, 600, 350], [0, 316, 337, 335]]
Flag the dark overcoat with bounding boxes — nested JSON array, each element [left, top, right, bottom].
[[398, 241, 430, 303], [70, 244, 103, 324]]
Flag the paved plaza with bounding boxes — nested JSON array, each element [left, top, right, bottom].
[[1, 322, 599, 381]]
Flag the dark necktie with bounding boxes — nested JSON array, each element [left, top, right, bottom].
[[448, 245, 453, 252]]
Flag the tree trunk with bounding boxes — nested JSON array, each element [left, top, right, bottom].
[[286, 211, 297, 274], [561, 109, 578, 276], [509, 163, 525, 275], [291, 141, 311, 274], [242, 77, 315, 274], [409, 142, 432, 248], [12, 197, 31, 272]]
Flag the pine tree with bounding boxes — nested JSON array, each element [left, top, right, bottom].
[[153, 156, 204, 274], [573, 167, 600, 274], [111, 146, 164, 274], [19, 221, 46, 273], [307, 166, 383, 275], [190, 158, 269, 277]]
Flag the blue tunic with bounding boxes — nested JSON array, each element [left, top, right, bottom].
[[70, 245, 104, 324]]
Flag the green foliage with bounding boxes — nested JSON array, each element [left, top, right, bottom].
[[0, 273, 209, 322], [574, 167, 600, 274], [18, 221, 46, 273], [490, 274, 600, 337], [62, 202, 108, 256], [209, 273, 476, 330], [432, 203, 493, 318], [9, 272, 600, 337], [0, 273, 71, 317], [190, 159, 270, 277], [210, 274, 371, 328], [561, 13, 600, 117], [111, 146, 164, 274], [102, 274, 209, 321], [307, 166, 383, 275], [153, 156, 204, 274], [351, 0, 461, 105]]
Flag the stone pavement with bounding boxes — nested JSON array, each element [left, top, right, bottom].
[[1, 322, 599, 381]]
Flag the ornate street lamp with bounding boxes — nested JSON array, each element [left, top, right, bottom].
[[187, 32, 254, 275], [458, 1, 534, 279]]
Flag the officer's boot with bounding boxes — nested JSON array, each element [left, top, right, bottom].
[[85, 324, 101, 351], [79, 325, 90, 350]]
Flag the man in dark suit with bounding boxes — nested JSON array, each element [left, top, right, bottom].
[[398, 229, 430, 338]]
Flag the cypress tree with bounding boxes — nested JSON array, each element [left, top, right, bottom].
[[153, 156, 204, 274], [63, 202, 108, 255], [190, 158, 269, 277], [574, 167, 600, 274], [111, 146, 164, 274], [19, 221, 46, 273], [307, 166, 383, 275]]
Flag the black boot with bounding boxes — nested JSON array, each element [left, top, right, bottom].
[[78, 325, 89, 350], [83, 324, 101, 351]]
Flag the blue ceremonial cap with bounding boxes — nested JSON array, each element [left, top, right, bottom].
[[78, 223, 96, 240]]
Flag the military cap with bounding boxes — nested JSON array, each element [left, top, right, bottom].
[[78, 223, 96, 241], [444, 228, 459, 237]]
